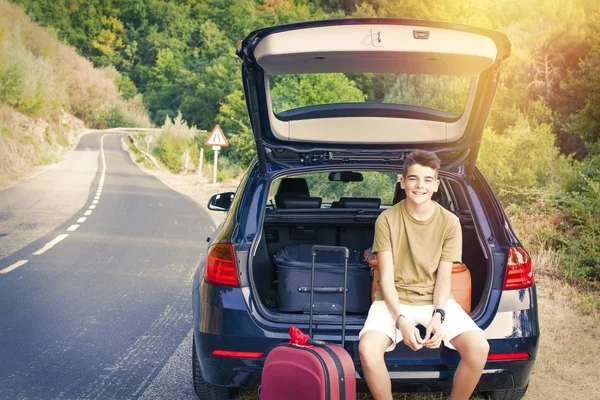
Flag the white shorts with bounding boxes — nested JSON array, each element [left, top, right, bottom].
[[358, 299, 481, 351]]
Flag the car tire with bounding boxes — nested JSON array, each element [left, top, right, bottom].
[[486, 384, 529, 400], [192, 337, 237, 400]]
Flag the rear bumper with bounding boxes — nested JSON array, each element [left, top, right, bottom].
[[195, 330, 535, 392], [193, 282, 538, 391]]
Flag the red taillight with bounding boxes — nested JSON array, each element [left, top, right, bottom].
[[204, 244, 240, 287], [211, 349, 264, 358], [487, 352, 530, 361], [503, 247, 534, 290]]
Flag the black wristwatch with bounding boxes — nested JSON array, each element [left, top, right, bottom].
[[432, 308, 445, 323]]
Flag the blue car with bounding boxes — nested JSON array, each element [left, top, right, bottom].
[[192, 18, 538, 400]]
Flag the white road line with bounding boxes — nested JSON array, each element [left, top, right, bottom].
[[33, 234, 69, 256], [92, 200, 98, 204], [94, 196, 100, 200], [67, 224, 79, 232], [77, 217, 87, 223], [89, 205, 96, 210], [99, 134, 108, 187], [0, 260, 28, 274], [84, 210, 92, 216]]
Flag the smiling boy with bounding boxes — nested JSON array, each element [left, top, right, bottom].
[[358, 150, 489, 400]]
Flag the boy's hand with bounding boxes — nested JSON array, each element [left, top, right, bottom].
[[423, 314, 443, 349], [397, 318, 423, 351]]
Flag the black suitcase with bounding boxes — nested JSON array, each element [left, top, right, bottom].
[[275, 243, 371, 313]]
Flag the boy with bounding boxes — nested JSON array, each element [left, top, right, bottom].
[[358, 150, 489, 400]]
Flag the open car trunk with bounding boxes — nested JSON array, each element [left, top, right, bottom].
[[249, 171, 490, 320]]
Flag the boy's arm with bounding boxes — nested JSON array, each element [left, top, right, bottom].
[[434, 215, 462, 311], [376, 250, 402, 322], [378, 250, 424, 351], [423, 260, 452, 348], [433, 260, 452, 310]]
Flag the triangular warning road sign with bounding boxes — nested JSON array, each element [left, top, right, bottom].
[[205, 124, 229, 147]]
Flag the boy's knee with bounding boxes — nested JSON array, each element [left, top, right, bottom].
[[454, 330, 489, 366], [358, 333, 387, 367], [464, 333, 489, 366]]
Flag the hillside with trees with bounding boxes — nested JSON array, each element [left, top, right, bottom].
[[0, 0, 151, 188], [7, 0, 600, 308]]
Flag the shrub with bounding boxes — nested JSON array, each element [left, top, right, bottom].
[[554, 148, 600, 281], [216, 156, 244, 182], [478, 115, 576, 204], [155, 111, 198, 172], [0, 30, 67, 117]]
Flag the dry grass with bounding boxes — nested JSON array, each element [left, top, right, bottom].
[[0, 105, 86, 190], [0, 0, 151, 128], [527, 270, 600, 399], [135, 160, 600, 399], [0, 0, 152, 188]]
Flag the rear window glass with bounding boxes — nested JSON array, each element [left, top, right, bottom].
[[269, 73, 473, 117], [268, 171, 398, 207]]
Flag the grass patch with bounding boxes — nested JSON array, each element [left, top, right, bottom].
[[129, 143, 153, 169], [43, 126, 52, 145], [55, 128, 68, 147], [0, 122, 15, 139], [38, 152, 58, 165], [19, 133, 39, 152], [509, 209, 600, 317], [216, 156, 244, 182], [237, 386, 488, 399]]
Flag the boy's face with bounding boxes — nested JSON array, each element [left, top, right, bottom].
[[400, 164, 440, 206]]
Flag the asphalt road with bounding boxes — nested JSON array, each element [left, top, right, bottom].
[[0, 131, 213, 399]]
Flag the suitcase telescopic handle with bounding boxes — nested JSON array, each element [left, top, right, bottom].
[[309, 245, 349, 349], [311, 245, 349, 259]]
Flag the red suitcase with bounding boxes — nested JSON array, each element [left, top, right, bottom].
[[260, 245, 357, 400]]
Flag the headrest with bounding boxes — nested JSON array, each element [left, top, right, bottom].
[[339, 197, 381, 209], [279, 197, 322, 209], [275, 178, 310, 208], [276, 178, 309, 197]]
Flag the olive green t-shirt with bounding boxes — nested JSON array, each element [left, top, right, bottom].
[[372, 200, 462, 305]]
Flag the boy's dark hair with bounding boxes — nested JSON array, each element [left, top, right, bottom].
[[402, 150, 441, 178]]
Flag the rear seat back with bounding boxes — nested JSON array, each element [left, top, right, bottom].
[[279, 197, 322, 209], [339, 197, 381, 209]]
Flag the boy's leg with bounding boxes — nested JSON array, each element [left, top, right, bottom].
[[359, 301, 405, 400], [358, 330, 393, 400], [433, 300, 488, 400], [449, 329, 489, 400]]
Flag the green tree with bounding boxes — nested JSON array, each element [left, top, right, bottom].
[[478, 115, 574, 203], [270, 73, 366, 113], [383, 75, 471, 116], [553, 28, 600, 146], [91, 15, 125, 66]]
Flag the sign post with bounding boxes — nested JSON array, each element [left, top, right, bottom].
[[197, 148, 204, 182], [204, 124, 229, 184], [144, 134, 152, 154]]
